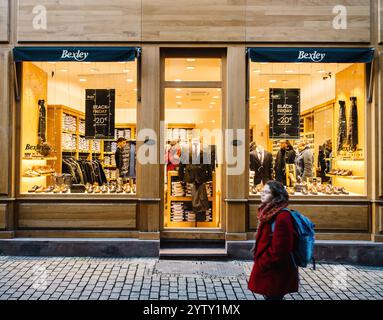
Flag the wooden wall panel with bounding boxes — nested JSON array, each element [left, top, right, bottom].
[[249, 204, 370, 231], [246, 0, 370, 42], [0, 204, 6, 229], [18, 203, 137, 229], [0, 49, 9, 195], [0, 0, 8, 42], [17, 0, 141, 42], [142, 0, 246, 42]]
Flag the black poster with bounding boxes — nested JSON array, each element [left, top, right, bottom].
[[85, 89, 115, 139], [269, 88, 300, 139]]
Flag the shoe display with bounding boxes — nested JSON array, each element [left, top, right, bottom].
[[94, 185, 101, 193], [101, 184, 108, 193], [132, 184, 136, 194], [338, 187, 349, 195], [310, 187, 318, 195], [61, 185, 69, 193], [286, 187, 295, 195], [116, 185, 123, 193], [109, 183, 116, 193], [35, 185, 45, 193], [124, 184, 131, 193], [43, 185, 55, 193], [301, 186, 308, 195], [53, 185, 61, 193], [28, 185, 41, 193], [24, 169, 41, 177]]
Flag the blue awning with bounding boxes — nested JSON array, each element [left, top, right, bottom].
[[248, 47, 374, 63], [13, 47, 139, 62]]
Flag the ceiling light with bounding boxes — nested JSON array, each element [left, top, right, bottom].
[[217, 88, 221, 92], [59, 69, 68, 72], [269, 79, 277, 83], [90, 68, 99, 72], [79, 78, 87, 82], [123, 69, 130, 73], [133, 88, 138, 91], [48, 62, 55, 64], [258, 89, 265, 92], [83, 62, 91, 64], [317, 70, 326, 73], [175, 79, 182, 82], [260, 62, 268, 65], [176, 89, 182, 92], [212, 120, 216, 123], [285, 70, 294, 73], [210, 102, 216, 105], [253, 69, 261, 73], [186, 59, 196, 62], [176, 96, 182, 99], [261, 97, 265, 100], [176, 102, 182, 105], [295, 62, 303, 65], [126, 79, 134, 82], [118, 62, 126, 64], [186, 66, 195, 70], [213, 96, 219, 99], [250, 96, 256, 99]]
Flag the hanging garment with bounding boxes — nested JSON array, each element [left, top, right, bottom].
[[347, 96, 358, 152], [337, 100, 347, 152], [38, 99, 46, 143], [191, 183, 210, 213], [128, 142, 136, 178]]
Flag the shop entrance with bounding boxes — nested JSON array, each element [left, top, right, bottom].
[[161, 49, 224, 230]]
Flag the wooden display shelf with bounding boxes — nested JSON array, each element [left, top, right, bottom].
[[22, 157, 57, 161], [166, 170, 216, 228], [326, 174, 364, 180], [62, 130, 76, 135], [170, 196, 213, 201]]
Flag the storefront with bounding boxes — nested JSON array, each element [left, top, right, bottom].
[[0, 1, 382, 258]]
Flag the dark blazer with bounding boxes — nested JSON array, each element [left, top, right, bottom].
[[250, 150, 273, 185]]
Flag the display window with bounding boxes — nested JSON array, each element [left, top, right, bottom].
[[248, 47, 374, 197], [15, 47, 139, 196], [163, 55, 223, 228]]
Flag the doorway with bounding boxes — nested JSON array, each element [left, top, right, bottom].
[[161, 48, 225, 230]]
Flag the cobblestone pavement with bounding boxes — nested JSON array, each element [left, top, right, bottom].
[[0, 256, 382, 300]]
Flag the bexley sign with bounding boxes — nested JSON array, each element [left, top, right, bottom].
[[61, 49, 89, 61], [297, 51, 326, 63]]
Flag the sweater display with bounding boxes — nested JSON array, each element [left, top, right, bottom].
[[337, 100, 347, 152], [347, 96, 358, 152]]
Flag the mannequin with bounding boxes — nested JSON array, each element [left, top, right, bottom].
[[250, 143, 273, 185], [295, 140, 314, 182]]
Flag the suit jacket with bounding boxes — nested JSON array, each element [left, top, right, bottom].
[[250, 150, 273, 185]]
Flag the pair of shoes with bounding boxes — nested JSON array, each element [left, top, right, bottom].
[[52, 185, 69, 193], [286, 187, 295, 195], [116, 185, 123, 193], [301, 186, 308, 195], [123, 184, 131, 193], [109, 183, 117, 193], [310, 187, 318, 195], [101, 184, 108, 193], [24, 169, 41, 177], [43, 185, 55, 193], [28, 185, 42, 193]]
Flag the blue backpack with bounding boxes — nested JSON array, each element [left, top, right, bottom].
[[271, 208, 316, 270]]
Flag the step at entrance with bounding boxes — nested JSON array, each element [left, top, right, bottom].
[[159, 240, 227, 260]]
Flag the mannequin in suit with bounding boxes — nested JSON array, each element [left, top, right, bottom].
[[250, 144, 273, 185]]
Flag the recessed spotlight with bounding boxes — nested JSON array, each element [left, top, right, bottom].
[[90, 68, 99, 72], [285, 70, 294, 73], [126, 79, 134, 82], [213, 96, 219, 99], [123, 69, 130, 73], [176, 96, 182, 99], [260, 62, 268, 65], [217, 88, 221, 92], [186, 59, 196, 62], [79, 78, 87, 82], [59, 69, 68, 72], [210, 102, 216, 105], [83, 62, 91, 64], [261, 97, 265, 100], [133, 88, 138, 91], [48, 62, 56, 64], [317, 70, 326, 73], [176, 102, 182, 105], [269, 79, 277, 83], [250, 96, 256, 99], [118, 62, 126, 64], [212, 120, 216, 123], [175, 79, 182, 82], [186, 66, 195, 70], [176, 89, 182, 92], [258, 89, 265, 92], [253, 69, 261, 73]]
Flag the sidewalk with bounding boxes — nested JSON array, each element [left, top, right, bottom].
[[0, 256, 382, 300]]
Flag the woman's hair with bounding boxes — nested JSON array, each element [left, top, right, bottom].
[[266, 180, 289, 206]]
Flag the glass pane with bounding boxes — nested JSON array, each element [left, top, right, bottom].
[[164, 87, 222, 228], [20, 60, 137, 195], [249, 62, 366, 196], [165, 58, 221, 82]]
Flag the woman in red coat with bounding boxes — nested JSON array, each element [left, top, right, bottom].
[[248, 180, 299, 300]]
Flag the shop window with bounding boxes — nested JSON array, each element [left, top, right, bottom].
[[18, 50, 138, 196], [249, 60, 367, 197]]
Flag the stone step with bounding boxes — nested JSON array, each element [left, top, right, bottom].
[[159, 247, 228, 260]]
